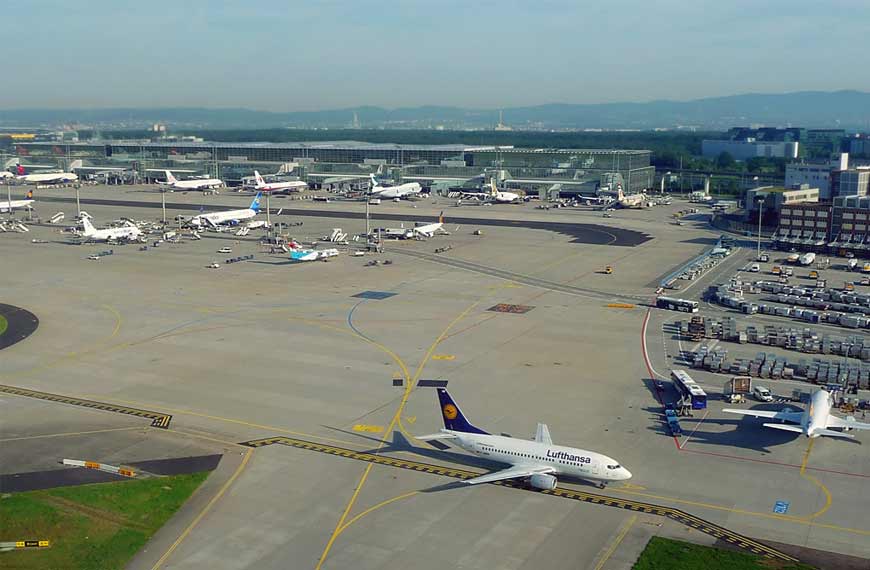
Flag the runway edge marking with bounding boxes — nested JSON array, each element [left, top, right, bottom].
[[0, 384, 172, 428], [239, 436, 797, 563]]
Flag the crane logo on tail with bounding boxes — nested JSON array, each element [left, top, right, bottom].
[[442, 404, 458, 420]]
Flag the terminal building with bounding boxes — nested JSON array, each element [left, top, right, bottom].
[[5, 140, 655, 195]]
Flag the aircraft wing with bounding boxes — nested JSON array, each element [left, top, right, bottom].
[[534, 423, 553, 445], [813, 428, 855, 439], [464, 464, 556, 486], [827, 416, 870, 431], [761, 423, 805, 434], [723, 409, 803, 423]]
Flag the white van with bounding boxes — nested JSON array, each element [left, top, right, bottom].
[[749, 263, 760, 272], [753, 386, 773, 402]]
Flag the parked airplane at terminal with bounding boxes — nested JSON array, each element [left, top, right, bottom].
[[724, 388, 870, 439], [79, 217, 143, 242], [189, 193, 261, 227], [254, 171, 307, 193], [417, 388, 632, 489], [163, 170, 224, 191], [0, 171, 14, 180], [17, 161, 81, 184], [1, 198, 35, 213], [487, 179, 521, 203], [369, 174, 422, 198]]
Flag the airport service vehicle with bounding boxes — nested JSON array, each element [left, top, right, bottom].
[[17, 161, 81, 184], [724, 388, 870, 439], [369, 174, 422, 199], [664, 408, 682, 435], [848, 258, 859, 271], [79, 218, 143, 243], [163, 170, 223, 191], [253, 170, 307, 193], [799, 252, 817, 266], [417, 388, 631, 490], [206, 263, 220, 269], [189, 193, 261, 228], [787, 253, 800, 264], [656, 296, 699, 313], [368, 198, 381, 205], [671, 370, 707, 410], [218, 247, 232, 254], [0, 198, 35, 213], [753, 386, 774, 402], [758, 253, 770, 262], [749, 263, 760, 272]]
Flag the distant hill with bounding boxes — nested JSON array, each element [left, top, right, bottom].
[[2, 91, 869, 129]]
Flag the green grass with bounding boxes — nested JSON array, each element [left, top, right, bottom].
[[633, 537, 816, 570], [0, 314, 8, 337], [0, 471, 209, 570]]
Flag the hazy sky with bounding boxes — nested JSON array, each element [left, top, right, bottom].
[[4, 0, 869, 111]]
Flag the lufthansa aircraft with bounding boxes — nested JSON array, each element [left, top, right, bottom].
[[418, 388, 632, 489]]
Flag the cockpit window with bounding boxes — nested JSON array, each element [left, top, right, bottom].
[[607, 464, 621, 470]]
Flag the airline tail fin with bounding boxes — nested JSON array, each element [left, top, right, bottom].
[[490, 179, 498, 196], [164, 170, 177, 184], [250, 192, 262, 212], [436, 388, 488, 434], [69, 160, 83, 171], [369, 173, 380, 188], [254, 171, 265, 187], [438, 211, 444, 224], [81, 217, 96, 236]]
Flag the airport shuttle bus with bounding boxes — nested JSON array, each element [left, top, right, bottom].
[[671, 369, 707, 410], [656, 296, 699, 313]]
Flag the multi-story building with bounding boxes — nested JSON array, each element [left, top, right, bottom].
[[702, 139, 799, 160], [784, 153, 849, 201], [831, 168, 870, 199]]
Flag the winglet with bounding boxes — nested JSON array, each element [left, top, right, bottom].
[[534, 423, 552, 445]]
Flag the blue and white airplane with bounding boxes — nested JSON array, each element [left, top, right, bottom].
[[189, 193, 262, 228], [418, 388, 632, 489]]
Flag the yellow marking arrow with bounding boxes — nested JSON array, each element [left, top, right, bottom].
[[352, 424, 384, 433], [432, 354, 455, 361], [404, 416, 416, 424]]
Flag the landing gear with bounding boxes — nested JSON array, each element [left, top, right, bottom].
[[597, 482, 607, 490]]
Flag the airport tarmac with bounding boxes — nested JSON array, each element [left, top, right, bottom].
[[1, 185, 868, 569]]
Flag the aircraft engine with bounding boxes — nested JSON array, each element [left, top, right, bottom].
[[529, 474, 557, 490]]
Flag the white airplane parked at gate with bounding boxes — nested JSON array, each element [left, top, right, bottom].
[[1, 198, 35, 213], [163, 170, 224, 191], [417, 388, 632, 489], [254, 171, 307, 193], [17, 161, 81, 184], [0, 171, 14, 180], [486, 179, 522, 203], [79, 217, 143, 242], [724, 388, 870, 439], [369, 174, 422, 199], [189, 193, 262, 228]]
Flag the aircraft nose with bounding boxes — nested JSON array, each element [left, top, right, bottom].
[[620, 468, 632, 480]]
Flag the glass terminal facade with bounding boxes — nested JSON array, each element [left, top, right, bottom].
[[9, 141, 654, 194]]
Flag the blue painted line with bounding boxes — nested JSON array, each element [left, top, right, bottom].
[[347, 299, 374, 342]]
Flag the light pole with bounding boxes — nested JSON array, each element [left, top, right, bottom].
[[756, 197, 764, 260], [161, 189, 166, 225], [75, 184, 81, 217]]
